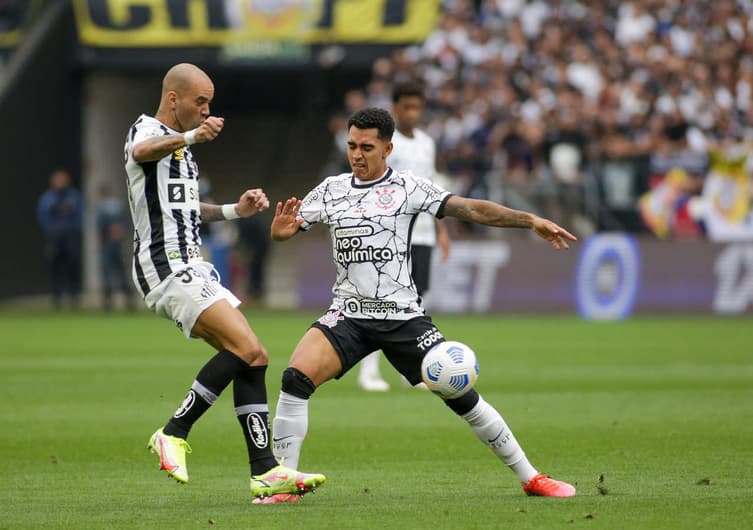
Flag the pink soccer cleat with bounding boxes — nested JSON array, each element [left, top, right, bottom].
[[522, 473, 576, 497], [252, 493, 300, 505]]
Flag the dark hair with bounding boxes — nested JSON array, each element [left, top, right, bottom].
[[347, 107, 395, 141], [664, 120, 688, 141], [392, 80, 425, 103]]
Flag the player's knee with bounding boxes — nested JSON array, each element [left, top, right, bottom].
[[234, 336, 268, 364], [281, 367, 316, 400], [442, 389, 480, 416]]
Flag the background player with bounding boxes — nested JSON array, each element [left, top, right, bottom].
[[124, 63, 324, 503], [270, 108, 577, 497], [357, 80, 451, 392]]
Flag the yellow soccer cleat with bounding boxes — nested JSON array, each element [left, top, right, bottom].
[[250, 464, 326, 499], [147, 428, 192, 484]]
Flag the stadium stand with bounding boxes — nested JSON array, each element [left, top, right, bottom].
[[324, 0, 753, 239]]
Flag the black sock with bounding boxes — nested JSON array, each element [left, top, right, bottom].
[[234, 364, 278, 476], [164, 349, 247, 439]]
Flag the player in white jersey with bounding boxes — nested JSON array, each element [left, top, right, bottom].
[[124, 63, 324, 503], [270, 108, 577, 498], [358, 80, 450, 391]]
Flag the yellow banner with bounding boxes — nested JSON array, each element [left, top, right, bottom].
[[0, 29, 23, 49], [73, 0, 441, 47]]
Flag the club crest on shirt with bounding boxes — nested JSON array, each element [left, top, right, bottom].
[[318, 310, 345, 328], [375, 188, 397, 209]]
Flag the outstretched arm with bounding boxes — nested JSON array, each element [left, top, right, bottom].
[[442, 195, 577, 250], [271, 197, 304, 241], [201, 188, 270, 222]]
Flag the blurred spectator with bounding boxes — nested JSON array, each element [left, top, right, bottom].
[[198, 177, 237, 287], [640, 117, 708, 238], [236, 214, 270, 306], [319, 89, 367, 178], [95, 183, 135, 311], [322, 0, 753, 239], [36, 169, 83, 309]]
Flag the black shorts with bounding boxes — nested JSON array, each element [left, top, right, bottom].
[[311, 313, 445, 385], [411, 245, 432, 296]]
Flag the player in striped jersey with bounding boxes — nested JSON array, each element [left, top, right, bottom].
[[124, 63, 324, 503], [270, 107, 578, 497]]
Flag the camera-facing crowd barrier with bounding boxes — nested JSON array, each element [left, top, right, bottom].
[[297, 234, 753, 317]]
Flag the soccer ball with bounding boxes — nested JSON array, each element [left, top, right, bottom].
[[421, 341, 479, 399]]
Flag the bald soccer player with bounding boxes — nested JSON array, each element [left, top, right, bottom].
[[124, 63, 325, 504]]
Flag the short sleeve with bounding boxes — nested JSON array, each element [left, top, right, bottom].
[[297, 180, 328, 230], [405, 174, 452, 218], [132, 123, 164, 146]]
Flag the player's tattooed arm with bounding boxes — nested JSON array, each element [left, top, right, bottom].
[[443, 196, 534, 228], [442, 196, 577, 250], [201, 190, 270, 223], [200, 203, 224, 222], [132, 135, 189, 163], [133, 117, 225, 162]]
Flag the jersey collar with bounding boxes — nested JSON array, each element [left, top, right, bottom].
[[351, 167, 393, 189]]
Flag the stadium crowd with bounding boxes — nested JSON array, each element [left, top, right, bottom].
[[324, 0, 753, 240]]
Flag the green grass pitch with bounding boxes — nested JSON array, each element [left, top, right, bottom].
[[2, 310, 752, 529]]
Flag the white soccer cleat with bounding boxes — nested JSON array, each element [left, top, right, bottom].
[[401, 375, 428, 390], [358, 376, 390, 392]]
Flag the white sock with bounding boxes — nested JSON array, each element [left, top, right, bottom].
[[272, 391, 309, 470], [359, 351, 382, 381], [461, 396, 539, 483]]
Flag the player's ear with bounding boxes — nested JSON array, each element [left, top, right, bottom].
[[167, 91, 178, 109], [383, 141, 393, 159]]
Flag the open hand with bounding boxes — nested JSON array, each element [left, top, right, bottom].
[[532, 216, 577, 250], [271, 197, 304, 241]]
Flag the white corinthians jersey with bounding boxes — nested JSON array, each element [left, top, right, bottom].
[[389, 128, 438, 246], [124, 114, 203, 297], [299, 168, 452, 319]]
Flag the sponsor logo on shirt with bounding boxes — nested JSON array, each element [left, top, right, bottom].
[[344, 298, 399, 314], [334, 225, 394, 264], [301, 190, 319, 208], [414, 179, 443, 200]]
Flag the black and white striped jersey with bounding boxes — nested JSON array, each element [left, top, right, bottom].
[[124, 114, 203, 298], [298, 168, 452, 320]]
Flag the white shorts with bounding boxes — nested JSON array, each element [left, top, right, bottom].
[[144, 261, 241, 338]]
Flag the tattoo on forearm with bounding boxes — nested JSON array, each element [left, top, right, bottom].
[[200, 202, 224, 222], [446, 198, 531, 228], [444, 200, 474, 221], [134, 135, 186, 162]]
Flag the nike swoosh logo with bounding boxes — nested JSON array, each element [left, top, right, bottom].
[[272, 435, 294, 442], [487, 429, 505, 444]]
